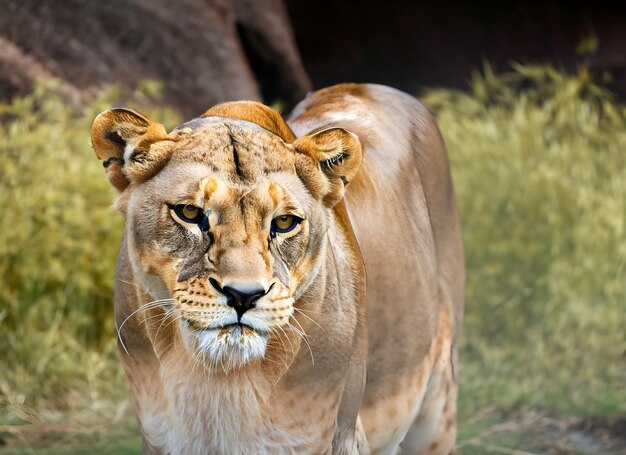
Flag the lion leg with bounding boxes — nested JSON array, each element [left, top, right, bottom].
[[332, 315, 369, 455], [399, 358, 458, 455], [141, 434, 162, 455], [399, 297, 459, 455]]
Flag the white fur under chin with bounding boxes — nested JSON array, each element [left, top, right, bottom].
[[186, 324, 268, 372]]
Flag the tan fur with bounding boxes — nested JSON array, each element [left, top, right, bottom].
[[91, 83, 464, 454], [202, 101, 297, 143]]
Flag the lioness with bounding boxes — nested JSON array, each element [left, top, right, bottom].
[[91, 83, 464, 454]]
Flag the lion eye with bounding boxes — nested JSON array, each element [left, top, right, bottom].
[[271, 215, 302, 236], [172, 204, 205, 225]]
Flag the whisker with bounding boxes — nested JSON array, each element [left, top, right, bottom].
[[293, 307, 325, 333], [117, 298, 175, 356], [115, 278, 142, 287], [191, 337, 205, 378], [267, 328, 298, 394], [153, 312, 183, 354], [154, 306, 179, 341], [275, 324, 296, 358], [267, 328, 293, 369], [290, 314, 310, 340], [138, 308, 173, 327], [271, 326, 292, 355], [291, 306, 323, 316], [184, 331, 200, 373], [287, 321, 314, 366]]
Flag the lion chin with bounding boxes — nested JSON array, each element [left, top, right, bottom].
[[185, 323, 269, 372]]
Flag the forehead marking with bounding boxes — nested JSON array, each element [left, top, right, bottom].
[[268, 182, 281, 206], [202, 177, 219, 201], [225, 125, 245, 180], [200, 174, 301, 215], [232, 147, 243, 179]]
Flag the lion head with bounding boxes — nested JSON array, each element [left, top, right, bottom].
[[91, 101, 362, 371]]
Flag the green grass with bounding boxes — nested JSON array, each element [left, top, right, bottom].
[[0, 65, 625, 452]]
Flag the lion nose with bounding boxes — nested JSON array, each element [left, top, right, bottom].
[[211, 279, 267, 320], [223, 285, 266, 320]]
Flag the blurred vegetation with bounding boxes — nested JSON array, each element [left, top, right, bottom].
[[0, 64, 624, 452], [0, 80, 179, 425], [423, 63, 626, 417]]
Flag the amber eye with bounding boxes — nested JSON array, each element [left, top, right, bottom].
[[271, 215, 302, 236], [172, 204, 205, 225], [182, 205, 199, 219]]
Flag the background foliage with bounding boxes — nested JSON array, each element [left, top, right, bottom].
[[0, 65, 624, 451], [0, 80, 179, 425], [422, 63, 626, 417]]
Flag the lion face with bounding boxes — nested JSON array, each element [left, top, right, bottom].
[[91, 104, 362, 371], [126, 122, 326, 370]]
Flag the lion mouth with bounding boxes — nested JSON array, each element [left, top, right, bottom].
[[213, 322, 256, 336], [193, 321, 258, 334], [190, 320, 269, 371], [222, 322, 247, 329]]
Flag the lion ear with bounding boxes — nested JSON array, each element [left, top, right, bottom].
[[293, 127, 362, 207], [91, 108, 170, 191]]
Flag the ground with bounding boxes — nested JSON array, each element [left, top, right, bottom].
[[1, 406, 625, 454]]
